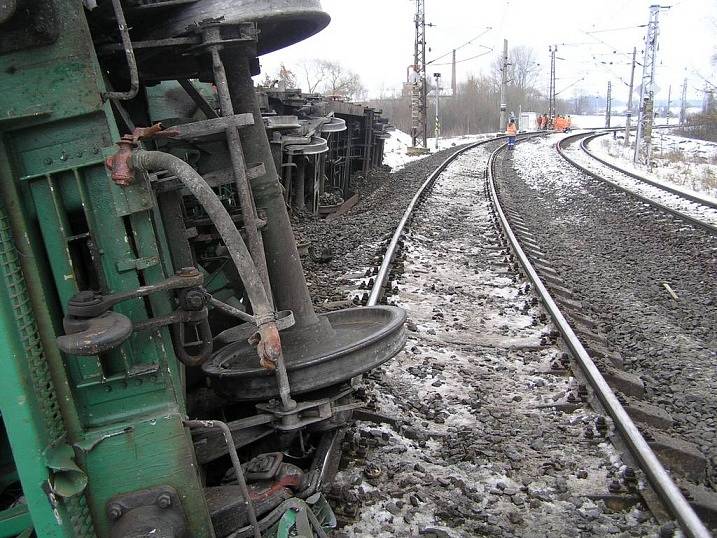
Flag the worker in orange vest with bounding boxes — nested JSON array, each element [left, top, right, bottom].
[[506, 118, 518, 149]]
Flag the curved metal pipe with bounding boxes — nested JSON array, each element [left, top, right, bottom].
[[132, 151, 295, 409], [103, 0, 140, 101], [184, 420, 261, 538], [487, 142, 711, 538], [132, 150, 272, 319]]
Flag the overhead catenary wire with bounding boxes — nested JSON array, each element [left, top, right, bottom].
[[426, 26, 493, 66], [693, 70, 717, 90], [430, 49, 494, 66], [585, 23, 648, 34], [555, 77, 586, 96], [581, 28, 630, 54]]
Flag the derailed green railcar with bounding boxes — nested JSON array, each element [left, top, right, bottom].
[[0, 1, 404, 535]]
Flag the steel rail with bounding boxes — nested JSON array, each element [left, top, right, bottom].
[[581, 132, 717, 210], [557, 133, 717, 235], [487, 141, 711, 538], [367, 136, 503, 305]]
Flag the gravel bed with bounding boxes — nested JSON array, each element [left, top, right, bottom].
[[562, 137, 717, 228], [329, 149, 659, 537], [497, 134, 717, 488], [293, 144, 479, 305]]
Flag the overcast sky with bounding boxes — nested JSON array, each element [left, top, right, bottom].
[[259, 0, 716, 103]]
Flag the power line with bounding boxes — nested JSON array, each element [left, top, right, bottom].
[[581, 29, 626, 53], [555, 77, 585, 96], [558, 41, 601, 47], [426, 27, 493, 65], [431, 49, 494, 66], [585, 24, 648, 34], [693, 70, 717, 90]]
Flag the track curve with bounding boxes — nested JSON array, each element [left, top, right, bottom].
[[488, 139, 712, 538], [557, 132, 717, 234]]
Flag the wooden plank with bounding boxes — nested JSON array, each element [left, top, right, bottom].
[[326, 193, 360, 222]]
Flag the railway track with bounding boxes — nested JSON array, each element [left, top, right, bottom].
[[557, 131, 717, 234], [338, 136, 713, 536], [489, 140, 713, 537]]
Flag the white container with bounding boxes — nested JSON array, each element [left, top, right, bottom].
[[519, 112, 538, 132]]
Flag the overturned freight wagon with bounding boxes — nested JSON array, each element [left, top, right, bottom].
[[0, 0, 405, 536], [258, 87, 390, 214]]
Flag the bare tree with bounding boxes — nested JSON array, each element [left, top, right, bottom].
[[297, 59, 366, 100], [299, 59, 328, 93], [491, 46, 539, 90], [570, 91, 592, 115], [490, 45, 543, 116], [323, 61, 365, 100], [259, 63, 298, 88], [509, 46, 540, 91]]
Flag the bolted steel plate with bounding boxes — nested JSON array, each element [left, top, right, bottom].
[[203, 306, 407, 401], [145, 0, 331, 55]]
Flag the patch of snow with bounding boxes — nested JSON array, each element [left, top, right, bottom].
[[513, 133, 592, 210], [383, 129, 494, 171], [589, 132, 717, 200], [569, 114, 672, 129], [561, 137, 717, 228]]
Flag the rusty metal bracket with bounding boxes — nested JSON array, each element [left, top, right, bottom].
[[255, 387, 362, 431], [106, 123, 180, 185], [57, 267, 215, 365], [169, 113, 255, 140]]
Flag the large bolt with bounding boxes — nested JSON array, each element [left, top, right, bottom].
[[157, 493, 172, 509], [177, 267, 199, 277], [108, 503, 123, 521], [183, 289, 205, 310]]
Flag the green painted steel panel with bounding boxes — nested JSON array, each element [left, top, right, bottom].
[[0, 201, 77, 538], [0, 504, 33, 537], [81, 414, 213, 537], [0, 0, 215, 534]]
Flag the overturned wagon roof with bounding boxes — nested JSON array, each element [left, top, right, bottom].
[[145, 0, 330, 55], [326, 100, 378, 117]]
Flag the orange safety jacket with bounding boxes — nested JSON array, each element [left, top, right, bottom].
[[506, 123, 518, 135]]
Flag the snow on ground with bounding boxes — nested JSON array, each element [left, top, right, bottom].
[[564, 137, 717, 228], [568, 114, 675, 129], [382, 129, 424, 171], [588, 132, 717, 200], [512, 133, 592, 210], [383, 129, 494, 171], [333, 149, 658, 537]]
